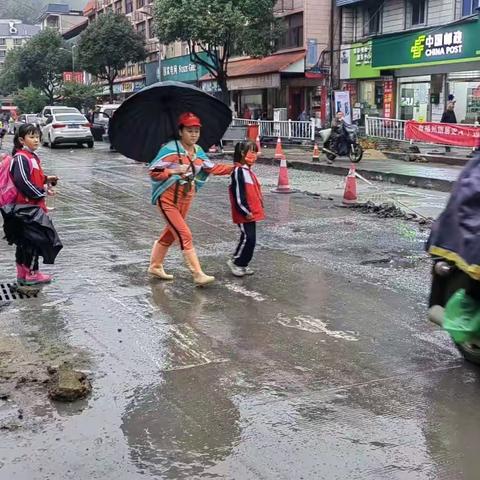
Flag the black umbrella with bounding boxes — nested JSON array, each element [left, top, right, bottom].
[[109, 81, 232, 163]]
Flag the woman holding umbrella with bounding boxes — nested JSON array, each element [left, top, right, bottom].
[[148, 112, 233, 286], [109, 82, 235, 286]]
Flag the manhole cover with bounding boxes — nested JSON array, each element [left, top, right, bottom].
[[0, 283, 38, 302]]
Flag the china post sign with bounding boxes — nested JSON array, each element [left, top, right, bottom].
[[372, 20, 480, 69], [160, 53, 212, 83]]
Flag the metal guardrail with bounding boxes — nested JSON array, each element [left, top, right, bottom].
[[365, 116, 407, 141], [231, 118, 315, 141]]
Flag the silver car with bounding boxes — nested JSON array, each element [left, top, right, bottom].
[[14, 114, 39, 133]]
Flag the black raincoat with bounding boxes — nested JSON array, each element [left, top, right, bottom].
[[1, 204, 62, 264], [427, 154, 480, 280]]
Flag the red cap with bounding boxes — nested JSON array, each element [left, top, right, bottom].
[[178, 112, 202, 128]]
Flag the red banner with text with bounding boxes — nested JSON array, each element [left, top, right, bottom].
[[405, 121, 480, 147]]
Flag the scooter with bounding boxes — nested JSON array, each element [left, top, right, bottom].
[[428, 257, 480, 365], [318, 123, 364, 163]]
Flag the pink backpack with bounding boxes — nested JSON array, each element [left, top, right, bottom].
[[0, 153, 17, 207]]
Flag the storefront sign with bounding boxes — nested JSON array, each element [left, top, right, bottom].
[[405, 121, 480, 147], [63, 72, 84, 84], [160, 52, 213, 83], [340, 42, 380, 80], [373, 20, 480, 69], [227, 74, 280, 90], [122, 82, 134, 93], [383, 79, 394, 119], [134, 80, 145, 92]]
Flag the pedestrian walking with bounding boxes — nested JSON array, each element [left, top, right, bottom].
[[441, 101, 457, 153], [4, 124, 61, 285], [227, 140, 264, 277], [0, 119, 6, 148], [148, 112, 234, 286], [8, 116, 15, 135]]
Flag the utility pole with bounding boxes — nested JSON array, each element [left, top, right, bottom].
[[328, 0, 336, 122]]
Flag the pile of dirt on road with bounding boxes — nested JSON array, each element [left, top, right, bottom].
[[350, 201, 434, 226]]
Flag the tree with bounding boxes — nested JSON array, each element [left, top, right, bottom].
[[0, 0, 44, 25], [153, 0, 281, 103], [14, 86, 48, 114], [0, 48, 22, 96], [78, 13, 147, 102], [10, 29, 71, 103], [61, 82, 101, 111]]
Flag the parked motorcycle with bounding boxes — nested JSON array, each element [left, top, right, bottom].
[[428, 258, 480, 365], [318, 123, 364, 163]]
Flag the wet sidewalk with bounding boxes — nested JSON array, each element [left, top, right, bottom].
[[252, 147, 463, 192]]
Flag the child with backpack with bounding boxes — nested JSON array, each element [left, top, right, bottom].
[[4, 123, 59, 285], [227, 140, 264, 277]]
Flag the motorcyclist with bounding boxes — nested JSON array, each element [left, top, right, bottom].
[[327, 111, 347, 163]]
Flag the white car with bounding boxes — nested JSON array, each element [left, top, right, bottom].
[[41, 112, 94, 148], [39, 106, 81, 126]]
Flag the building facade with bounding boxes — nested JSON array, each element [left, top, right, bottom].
[[84, 0, 337, 122], [338, 0, 480, 124], [85, 0, 158, 99], [0, 20, 41, 73], [38, 3, 87, 34]]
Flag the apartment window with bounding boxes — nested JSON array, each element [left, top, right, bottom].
[[138, 62, 145, 74], [125, 0, 133, 13], [0, 39, 6, 46], [277, 13, 303, 50], [148, 18, 155, 38], [0, 51, 5, 58], [115, 1, 122, 13], [137, 21, 146, 39], [127, 64, 135, 76], [411, 0, 426, 25], [14, 38, 23, 46], [463, 0, 479, 15], [136, 0, 145, 7], [365, 3, 382, 35]]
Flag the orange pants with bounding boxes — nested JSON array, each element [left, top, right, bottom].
[[157, 184, 194, 251]]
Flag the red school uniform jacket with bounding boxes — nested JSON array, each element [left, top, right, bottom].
[[229, 163, 265, 224], [11, 149, 47, 211]]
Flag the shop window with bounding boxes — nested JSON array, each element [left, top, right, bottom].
[[364, 3, 382, 36], [277, 13, 304, 50], [411, 0, 426, 26], [125, 0, 133, 13], [463, 0, 479, 16]]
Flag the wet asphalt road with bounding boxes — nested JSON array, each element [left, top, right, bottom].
[[0, 142, 479, 480]]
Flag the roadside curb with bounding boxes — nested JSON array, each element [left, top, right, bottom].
[[255, 156, 456, 193]]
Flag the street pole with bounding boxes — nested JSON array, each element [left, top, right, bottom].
[[72, 45, 77, 72]]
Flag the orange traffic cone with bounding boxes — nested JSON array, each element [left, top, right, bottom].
[[343, 164, 358, 205], [256, 135, 262, 156], [272, 156, 297, 194], [312, 143, 320, 162], [274, 137, 284, 159]]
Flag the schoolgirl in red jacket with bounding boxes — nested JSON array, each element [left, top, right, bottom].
[[227, 140, 265, 277], [10, 124, 59, 285]]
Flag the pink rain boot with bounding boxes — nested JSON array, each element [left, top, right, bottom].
[[16, 264, 27, 284], [23, 270, 53, 286]]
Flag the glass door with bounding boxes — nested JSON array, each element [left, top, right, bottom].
[[399, 82, 430, 121]]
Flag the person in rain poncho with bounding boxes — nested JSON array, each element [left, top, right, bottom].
[[148, 112, 234, 286]]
